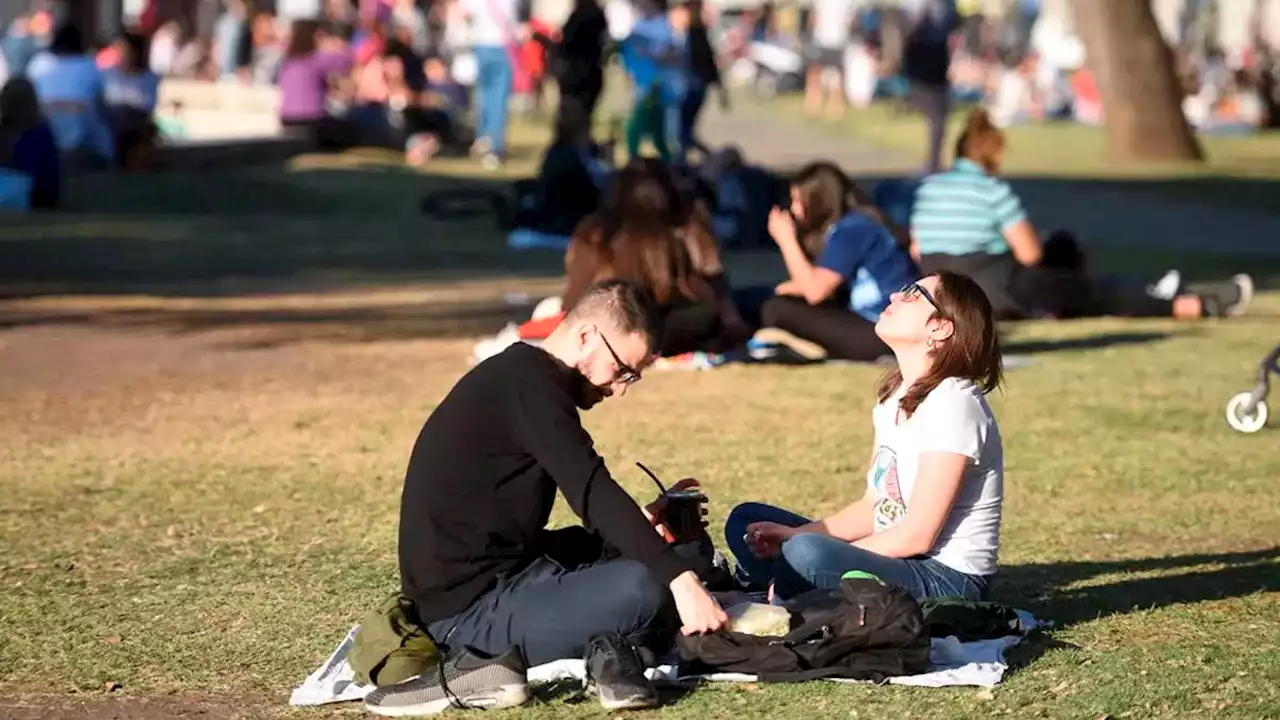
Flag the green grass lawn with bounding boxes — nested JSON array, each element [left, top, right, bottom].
[[1, 158, 1279, 719], [764, 95, 1280, 216]]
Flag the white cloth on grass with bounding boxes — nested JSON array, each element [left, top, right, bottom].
[[289, 610, 1044, 706]]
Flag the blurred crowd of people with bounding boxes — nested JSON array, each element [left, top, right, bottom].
[[721, 0, 1279, 170]]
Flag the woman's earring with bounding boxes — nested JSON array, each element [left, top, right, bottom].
[[926, 338, 935, 349]]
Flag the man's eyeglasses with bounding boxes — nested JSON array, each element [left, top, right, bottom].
[[599, 333, 642, 385], [899, 282, 940, 311]]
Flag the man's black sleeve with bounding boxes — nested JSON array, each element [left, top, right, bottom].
[[512, 376, 691, 585]]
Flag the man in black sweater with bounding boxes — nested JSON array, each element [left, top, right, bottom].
[[382, 279, 727, 714]]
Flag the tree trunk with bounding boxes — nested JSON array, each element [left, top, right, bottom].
[[1073, 0, 1205, 162]]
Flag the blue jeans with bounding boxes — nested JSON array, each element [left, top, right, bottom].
[[724, 502, 990, 602], [473, 45, 513, 156]]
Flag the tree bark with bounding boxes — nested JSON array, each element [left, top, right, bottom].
[[1073, 0, 1205, 162]]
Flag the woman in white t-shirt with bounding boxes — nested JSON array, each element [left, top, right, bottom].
[[725, 270, 1004, 601]]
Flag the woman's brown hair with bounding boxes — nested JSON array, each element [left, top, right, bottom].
[[562, 162, 703, 310], [954, 109, 1005, 174], [286, 19, 320, 58], [877, 271, 1003, 418], [792, 162, 910, 257]]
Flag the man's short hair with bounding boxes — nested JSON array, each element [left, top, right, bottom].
[[564, 280, 663, 353]]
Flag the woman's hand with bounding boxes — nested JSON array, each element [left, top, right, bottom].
[[744, 521, 795, 559], [774, 280, 801, 297], [768, 206, 797, 247]]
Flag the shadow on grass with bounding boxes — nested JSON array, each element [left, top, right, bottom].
[[534, 677, 696, 708], [1002, 331, 1172, 356], [0, 164, 567, 299], [0, 298, 546, 345], [998, 547, 1280, 630]]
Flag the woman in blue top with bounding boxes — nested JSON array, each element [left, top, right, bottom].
[[759, 162, 920, 362]]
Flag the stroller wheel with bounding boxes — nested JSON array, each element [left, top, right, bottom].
[[1225, 392, 1268, 433]]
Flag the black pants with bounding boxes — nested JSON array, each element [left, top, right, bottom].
[[281, 115, 360, 150], [920, 252, 1034, 319], [905, 81, 949, 173], [660, 301, 725, 357], [557, 77, 603, 139], [761, 295, 890, 362], [920, 252, 1174, 320]]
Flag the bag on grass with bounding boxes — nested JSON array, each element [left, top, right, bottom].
[[349, 592, 441, 686], [676, 577, 931, 682]]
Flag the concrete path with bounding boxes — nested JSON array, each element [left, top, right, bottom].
[[697, 102, 1280, 257]]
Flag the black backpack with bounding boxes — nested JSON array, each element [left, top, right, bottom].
[[676, 578, 931, 683]]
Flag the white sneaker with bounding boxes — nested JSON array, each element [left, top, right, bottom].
[[1224, 273, 1254, 317], [1148, 269, 1182, 300]]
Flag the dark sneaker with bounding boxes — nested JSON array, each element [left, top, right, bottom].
[[365, 645, 529, 717], [584, 634, 659, 711], [1203, 274, 1255, 318]]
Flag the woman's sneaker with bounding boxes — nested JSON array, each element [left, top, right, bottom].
[[751, 328, 827, 361], [364, 645, 529, 717], [584, 634, 659, 711]]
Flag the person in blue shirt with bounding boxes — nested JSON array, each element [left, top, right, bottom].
[[758, 162, 920, 362], [103, 32, 161, 171], [621, 0, 676, 162], [25, 23, 115, 165]]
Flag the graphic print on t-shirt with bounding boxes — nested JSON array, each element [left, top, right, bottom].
[[870, 446, 906, 531]]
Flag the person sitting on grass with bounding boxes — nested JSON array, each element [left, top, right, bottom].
[[102, 32, 160, 171], [277, 19, 354, 147], [910, 109, 1255, 321], [26, 23, 116, 166], [402, 53, 474, 164], [365, 279, 727, 717], [751, 161, 920, 362], [0, 76, 60, 209], [560, 159, 745, 356], [725, 271, 1004, 602]]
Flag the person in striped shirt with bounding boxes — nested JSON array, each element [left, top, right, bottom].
[[910, 109, 1254, 321]]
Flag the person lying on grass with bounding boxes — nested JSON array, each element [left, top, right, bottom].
[[725, 271, 1004, 602], [366, 279, 727, 717]]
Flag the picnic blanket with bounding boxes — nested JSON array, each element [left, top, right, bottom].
[[289, 609, 1043, 707]]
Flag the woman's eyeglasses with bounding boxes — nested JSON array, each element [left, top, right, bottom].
[[899, 282, 940, 310]]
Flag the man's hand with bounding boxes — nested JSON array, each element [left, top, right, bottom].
[[669, 571, 728, 635], [744, 521, 796, 559], [642, 478, 708, 541]]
